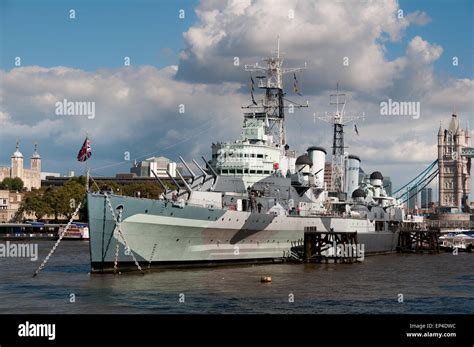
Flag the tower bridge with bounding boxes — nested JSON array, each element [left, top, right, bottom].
[[392, 114, 472, 231]]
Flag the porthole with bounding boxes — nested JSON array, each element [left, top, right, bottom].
[[176, 239, 179, 242]]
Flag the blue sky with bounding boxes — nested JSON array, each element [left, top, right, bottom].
[[1, 0, 199, 70], [0, 0, 473, 192], [1, 0, 472, 77], [386, 0, 473, 79]]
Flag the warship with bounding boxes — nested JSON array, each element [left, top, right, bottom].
[[87, 41, 406, 272]]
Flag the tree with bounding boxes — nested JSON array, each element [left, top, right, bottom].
[[43, 187, 63, 221], [0, 177, 24, 191], [59, 179, 86, 219], [120, 182, 163, 199], [20, 190, 52, 221]]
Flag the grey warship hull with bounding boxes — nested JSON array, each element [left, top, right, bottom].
[[88, 193, 399, 273]]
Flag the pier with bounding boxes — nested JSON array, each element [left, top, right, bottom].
[[426, 219, 474, 232], [301, 226, 360, 263], [0, 223, 65, 240], [397, 221, 440, 253]]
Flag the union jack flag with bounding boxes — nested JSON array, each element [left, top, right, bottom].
[[77, 137, 91, 162]]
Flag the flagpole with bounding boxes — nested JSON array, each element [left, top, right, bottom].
[[85, 133, 90, 192], [85, 161, 89, 192]]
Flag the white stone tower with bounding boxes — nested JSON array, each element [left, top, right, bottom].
[[11, 140, 24, 179], [31, 142, 41, 172]]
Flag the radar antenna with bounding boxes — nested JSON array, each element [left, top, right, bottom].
[[315, 84, 364, 193], [243, 36, 307, 146]]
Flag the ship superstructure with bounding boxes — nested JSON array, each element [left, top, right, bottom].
[[211, 38, 307, 187], [87, 40, 408, 272]]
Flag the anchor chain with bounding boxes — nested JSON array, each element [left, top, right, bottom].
[[113, 207, 123, 275], [104, 193, 144, 274], [113, 242, 120, 275], [33, 202, 82, 277], [148, 243, 157, 270]]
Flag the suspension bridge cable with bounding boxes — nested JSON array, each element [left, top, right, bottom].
[[392, 159, 438, 195], [400, 169, 439, 205], [395, 163, 439, 200]]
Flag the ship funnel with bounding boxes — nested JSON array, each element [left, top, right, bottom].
[[307, 146, 326, 188], [370, 171, 383, 198], [344, 154, 361, 197]]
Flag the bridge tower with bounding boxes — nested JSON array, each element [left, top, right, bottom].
[[437, 114, 471, 211]]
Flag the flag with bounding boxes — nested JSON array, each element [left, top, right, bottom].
[[250, 75, 257, 105], [77, 137, 91, 162], [293, 73, 302, 96], [354, 123, 359, 136], [251, 91, 257, 105]]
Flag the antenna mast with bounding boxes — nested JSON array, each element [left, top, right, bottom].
[[243, 36, 306, 146], [315, 84, 364, 193]]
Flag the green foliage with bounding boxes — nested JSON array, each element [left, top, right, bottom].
[[18, 178, 165, 221], [93, 181, 164, 199], [20, 189, 52, 220], [119, 183, 163, 199], [19, 178, 86, 221], [0, 177, 24, 191]]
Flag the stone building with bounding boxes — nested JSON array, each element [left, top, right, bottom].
[[0, 141, 41, 190], [130, 156, 177, 178], [437, 114, 471, 210], [0, 190, 23, 222]]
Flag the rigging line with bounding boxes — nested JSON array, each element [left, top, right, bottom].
[[282, 97, 307, 107], [90, 115, 230, 173]]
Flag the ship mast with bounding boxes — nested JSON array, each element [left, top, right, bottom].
[[243, 36, 307, 146], [316, 84, 364, 193]]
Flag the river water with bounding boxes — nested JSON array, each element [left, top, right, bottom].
[[0, 240, 472, 314]]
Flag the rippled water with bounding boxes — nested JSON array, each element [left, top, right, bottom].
[[0, 241, 473, 314]]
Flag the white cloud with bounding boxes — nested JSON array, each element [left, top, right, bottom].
[[407, 10, 432, 26], [0, 0, 472, 190], [176, 0, 416, 95]]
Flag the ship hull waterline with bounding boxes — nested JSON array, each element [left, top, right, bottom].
[[87, 193, 400, 273]]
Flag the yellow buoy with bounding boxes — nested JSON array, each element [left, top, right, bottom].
[[260, 276, 272, 283]]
